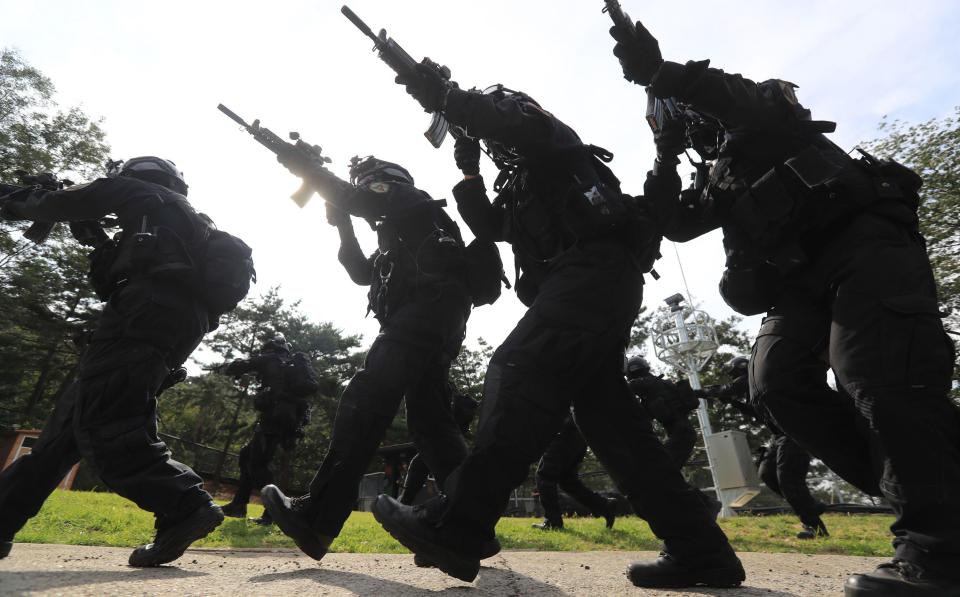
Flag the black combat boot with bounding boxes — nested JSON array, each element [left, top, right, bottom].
[[220, 500, 247, 518], [845, 560, 960, 596], [628, 551, 746, 589], [0, 540, 11, 559], [796, 518, 829, 539], [128, 502, 224, 567], [372, 494, 489, 582], [252, 508, 273, 526], [600, 497, 617, 529], [260, 485, 332, 560], [414, 536, 501, 568], [532, 518, 563, 530]]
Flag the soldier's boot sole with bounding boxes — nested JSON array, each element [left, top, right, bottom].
[[128, 504, 224, 567], [260, 485, 331, 561], [372, 495, 479, 583]]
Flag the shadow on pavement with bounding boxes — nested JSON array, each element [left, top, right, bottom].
[[0, 567, 207, 593], [250, 565, 570, 596], [680, 587, 800, 597]]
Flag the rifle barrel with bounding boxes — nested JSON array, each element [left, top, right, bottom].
[[217, 104, 249, 128], [341, 5, 380, 44]]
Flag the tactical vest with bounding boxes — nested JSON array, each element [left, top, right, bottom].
[[707, 83, 922, 314], [494, 144, 659, 303], [366, 192, 468, 322]]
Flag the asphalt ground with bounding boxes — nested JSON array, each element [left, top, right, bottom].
[[0, 543, 885, 596]]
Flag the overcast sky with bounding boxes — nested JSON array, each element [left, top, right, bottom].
[[2, 0, 958, 363]]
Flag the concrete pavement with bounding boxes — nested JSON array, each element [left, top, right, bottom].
[[0, 543, 884, 596]]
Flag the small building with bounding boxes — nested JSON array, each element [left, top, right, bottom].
[[0, 429, 80, 490]]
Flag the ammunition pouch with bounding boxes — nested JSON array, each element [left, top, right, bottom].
[[730, 144, 923, 254], [719, 261, 785, 316], [88, 238, 122, 301], [561, 180, 635, 241]]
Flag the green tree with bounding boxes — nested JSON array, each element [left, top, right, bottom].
[[0, 48, 110, 429], [0, 48, 109, 180], [157, 288, 364, 491], [449, 339, 493, 402]]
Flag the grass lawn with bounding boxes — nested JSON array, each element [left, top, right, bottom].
[[12, 490, 894, 557]]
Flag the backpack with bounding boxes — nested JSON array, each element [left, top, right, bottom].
[[463, 238, 508, 307], [192, 227, 256, 318], [283, 351, 320, 396]]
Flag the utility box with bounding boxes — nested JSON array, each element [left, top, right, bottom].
[[704, 430, 760, 508]]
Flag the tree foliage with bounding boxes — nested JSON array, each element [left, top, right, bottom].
[[0, 48, 109, 181], [156, 289, 364, 491], [0, 49, 110, 430]]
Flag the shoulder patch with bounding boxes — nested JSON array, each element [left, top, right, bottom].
[[368, 182, 391, 194]]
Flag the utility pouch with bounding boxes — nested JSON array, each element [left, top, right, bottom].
[[562, 181, 634, 242], [88, 238, 122, 300], [130, 216, 158, 269], [784, 145, 845, 189], [854, 147, 922, 210], [730, 168, 795, 247]]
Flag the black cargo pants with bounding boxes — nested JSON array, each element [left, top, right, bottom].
[[436, 242, 735, 562], [752, 214, 960, 578], [535, 416, 609, 525], [306, 296, 470, 538], [757, 434, 822, 526], [0, 280, 211, 541]]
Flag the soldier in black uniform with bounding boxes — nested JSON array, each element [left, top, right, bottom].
[[625, 356, 700, 468], [698, 357, 828, 539], [610, 22, 960, 596], [220, 336, 315, 525], [399, 384, 479, 506], [369, 73, 744, 588], [259, 156, 473, 562], [532, 415, 616, 530], [0, 157, 253, 565]]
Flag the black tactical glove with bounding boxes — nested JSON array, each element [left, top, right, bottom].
[[654, 106, 686, 159], [0, 187, 33, 221], [325, 201, 351, 228], [395, 60, 450, 113], [453, 136, 481, 176], [609, 21, 663, 86], [223, 360, 244, 378]]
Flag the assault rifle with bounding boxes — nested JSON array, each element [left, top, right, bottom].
[[217, 103, 332, 208], [603, 0, 715, 159], [0, 171, 75, 244], [341, 5, 458, 148], [603, 2, 636, 49]]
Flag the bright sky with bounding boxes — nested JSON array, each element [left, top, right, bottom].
[[2, 0, 958, 357]]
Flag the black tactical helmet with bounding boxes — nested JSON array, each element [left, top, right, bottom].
[[261, 335, 291, 354], [726, 356, 749, 377], [625, 355, 651, 379], [348, 156, 414, 187], [117, 156, 189, 196]]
